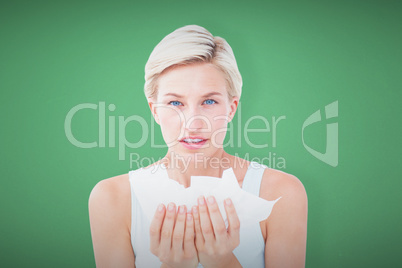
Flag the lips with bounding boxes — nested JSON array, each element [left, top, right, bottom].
[[179, 136, 207, 142], [179, 136, 208, 149], [181, 138, 205, 143]]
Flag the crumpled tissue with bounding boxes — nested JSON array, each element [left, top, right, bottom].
[[131, 164, 281, 227]]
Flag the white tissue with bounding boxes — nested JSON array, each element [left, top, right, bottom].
[[131, 164, 281, 227]]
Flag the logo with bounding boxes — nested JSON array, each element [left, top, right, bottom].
[[302, 101, 338, 167]]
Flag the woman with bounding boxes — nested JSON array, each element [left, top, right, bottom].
[[89, 25, 308, 268]]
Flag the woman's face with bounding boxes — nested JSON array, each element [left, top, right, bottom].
[[150, 63, 238, 160]]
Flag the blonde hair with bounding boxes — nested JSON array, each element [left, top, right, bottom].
[[144, 25, 242, 100]]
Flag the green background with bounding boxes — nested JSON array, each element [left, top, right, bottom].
[[1, 0, 401, 267]]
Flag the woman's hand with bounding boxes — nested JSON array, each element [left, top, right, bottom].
[[149, 203, 199, 268], [192, 196, 242, 268]]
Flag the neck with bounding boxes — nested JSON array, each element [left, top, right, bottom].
[[161, 149, 233, 188]]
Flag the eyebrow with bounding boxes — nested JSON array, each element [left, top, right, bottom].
[[163, 92, 223, 98]]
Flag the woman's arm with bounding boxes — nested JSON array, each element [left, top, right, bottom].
[[88, 176, 135, 268], [263, 172, 308, 268]]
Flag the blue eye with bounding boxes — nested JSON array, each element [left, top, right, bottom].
[[203, 99, 216, 105], [169, 101, 182, 106]]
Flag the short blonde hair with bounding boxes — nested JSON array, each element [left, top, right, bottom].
[[144, 25, 242, 100]]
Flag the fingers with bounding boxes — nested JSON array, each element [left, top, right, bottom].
[[197, 196, 216, 243], [183, 209, 195, 253], [150, 202, 197, 262], [192, 205, 204, 248], [159, 203, 176, 252], [224, 198, 240, 247], [149, 203, 166, 254], [205, 196, 228, 243], [172, 205, 187, 252], [150, 198, 237, 256]]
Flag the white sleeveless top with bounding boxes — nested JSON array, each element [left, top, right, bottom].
[[129, 162, 267, 268]]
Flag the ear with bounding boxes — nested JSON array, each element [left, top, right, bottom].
[[228, 96, 239, 123], [148, 98, 160, 125]]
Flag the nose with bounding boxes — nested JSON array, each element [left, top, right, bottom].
[[183, 106, 209, 132]]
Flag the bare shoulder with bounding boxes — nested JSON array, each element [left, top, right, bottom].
[[260, 167, 307, 203], [88, 173, 131, 230], [89, 173, 131, 205], [260, 167, 308, 238], [260, 169, 308, 267], [90, 172, 130, 193], [88, 173, 135, 267]]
